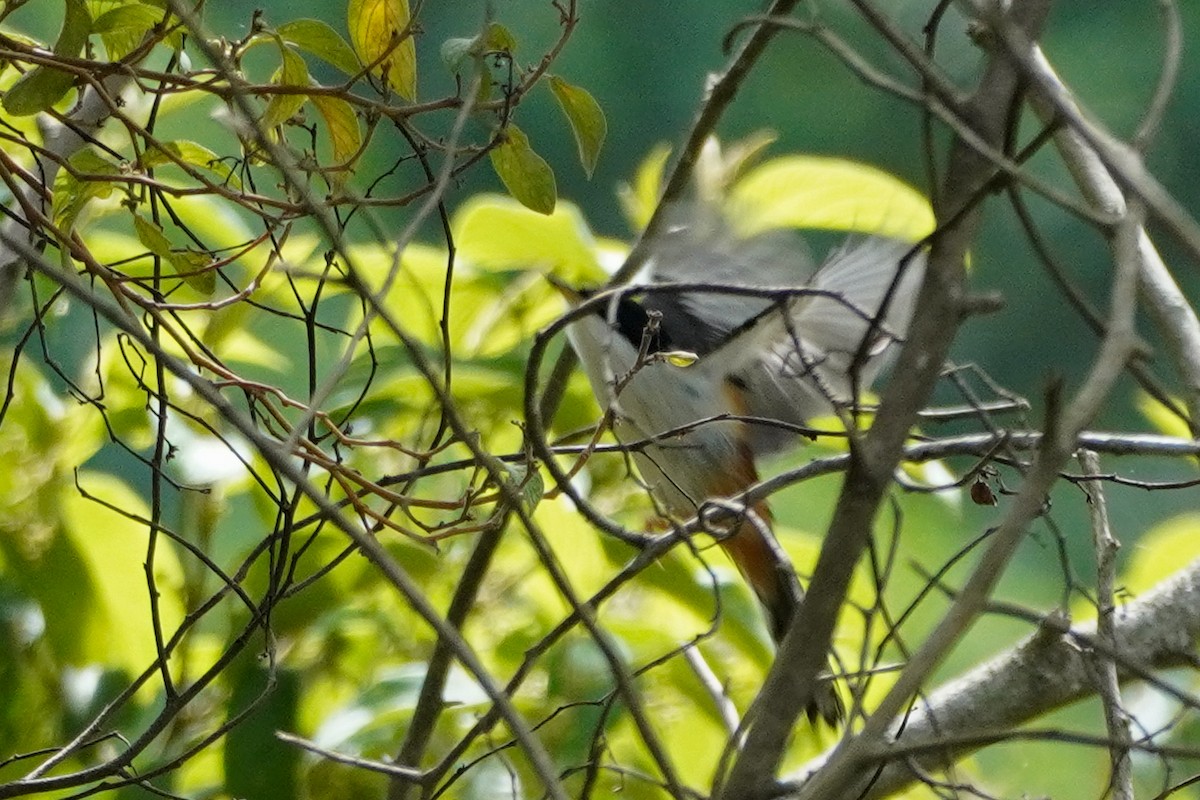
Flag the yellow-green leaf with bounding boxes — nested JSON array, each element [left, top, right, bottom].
[[3, 0, 92, 116], [1138, 392, 1194, 441], [261, 44, 310, 130], [140, 139, 242, 189], [168, 251, 216, 295], [725, 155, 935, 242], [277, 18, 361, 77], [548, 76, 606, 178], [132, 213, 173, 258], [489, 125, 556, 215], [618, 142, 671, 232], [453, 194, 603, 282], [92, 3, 166, 61], [311, 94, 362, 168], [52, 148, 120, 231], [133, 214, 217, 295], [347, 0, 417, 101]]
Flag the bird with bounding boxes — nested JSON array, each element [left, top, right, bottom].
[[555, 207, 925, 724]]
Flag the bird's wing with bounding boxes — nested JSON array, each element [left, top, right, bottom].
[[640, 205, 816, 355], [709, 236, 926, 456]]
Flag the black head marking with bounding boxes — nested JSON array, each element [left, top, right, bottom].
[[579, 289, 675, 353]]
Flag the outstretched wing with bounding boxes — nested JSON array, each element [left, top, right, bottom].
[[710, 236, 926, 456], [639, 205, 817, 356]]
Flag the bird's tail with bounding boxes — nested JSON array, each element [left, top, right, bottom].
[[719, 503, 845, 726]]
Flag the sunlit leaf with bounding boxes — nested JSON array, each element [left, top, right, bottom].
[[277, 17, 361, 76], [452, 194, 604, 283], [1138, 392, 1194, 441], [52, 472, 185, 674], [1119, 513, 1200, 596], [726, 155, 935, 241], [548, 76, 606, 178], [261, 44, 310, 130], [347, 0, 417, 100], [489, 125, 556, 215], [617, 141, 671, 232], [311, 94, 362, 168], [2, 0, 91, 116], [92, 2, 166, 61]]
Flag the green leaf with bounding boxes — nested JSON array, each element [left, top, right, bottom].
[[618, 142, 671, 232], [3, 0, 92, 116], [132, 213, 173, 258], [51, 148, 121, 231], [441, 23, 515, 73], [504, 463, 544, 514], [92, 3, 167, 61], [725, 155, 936, 242], [347, 0, 417, 101], [133, 214, 217, 295], [439, 36, 478, 72], [489, 125, 556, 215], [311, 94, 362, 168], [452, 194, 605, 283], [140, 139, 242, 189], [277, 18, 361, 77], [261, 44, 310, 130], [548, 76, 606, 178]]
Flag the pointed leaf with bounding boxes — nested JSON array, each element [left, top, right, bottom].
[[489, 125, 556, 215], [133, 214, 217, 295], [277, 18, 361, 77], [140, 139, 242, 189], [3, 0, 92, 116], [347, 0, 417, 100], [261, 44, 310, 130], [548, 76, 606, 178], [311, 94, 362, 168], [618, 142, 671, 231]]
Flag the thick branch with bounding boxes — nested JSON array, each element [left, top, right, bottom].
[[786, 555, 1200, 799], [717, 2, 1051, 796]]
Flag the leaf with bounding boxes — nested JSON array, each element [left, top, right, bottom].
[[725, 155, 936, 242], [504, 463, 544, 514], [261, 44, 310, 130], [441, 22, 515, 73], [347, 0, 417, 101], [140, 139, 242, 189], [548, 76, 606, 178], [133, 214, 217, 294], [92, 2, 166, 61], [311, 94, 362, 168], [1138, 392, 1194, 441], [617, 142, 671, 231], [489, 125, 556, 215], [277, 18, 361, 77], [51, 148, 121, 231], [453, 194, 604, 282], [3, 0, 92, 116]]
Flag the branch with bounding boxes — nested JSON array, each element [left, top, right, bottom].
[[0, 74, 129, 311], [718, 2, 1052, 795], [785, 555, 1200, 799]]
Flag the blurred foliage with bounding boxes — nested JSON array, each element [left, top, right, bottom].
[[1, 2, 1199, 800]]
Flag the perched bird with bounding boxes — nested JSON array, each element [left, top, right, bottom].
[[557, 209, 924, 724]]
